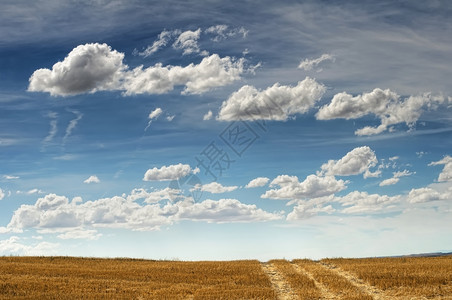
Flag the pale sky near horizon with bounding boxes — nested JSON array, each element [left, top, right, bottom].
[[0, 0, 451, 260]]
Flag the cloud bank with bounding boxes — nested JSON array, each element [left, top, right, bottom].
[[29, 43, 250, 97], [217, 77, 325, 121], [316, 89, 446, 135]]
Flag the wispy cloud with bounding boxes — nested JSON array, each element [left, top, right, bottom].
[[298, 53, 335, 71], [63, 110, 83, 144], [42, 112, 58, 146], [144, 108, 163, 131]]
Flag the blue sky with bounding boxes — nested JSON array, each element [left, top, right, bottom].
[[0, 0, 451, 260]]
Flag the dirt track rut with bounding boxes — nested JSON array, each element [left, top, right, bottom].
[[261, 262, 298, 300]]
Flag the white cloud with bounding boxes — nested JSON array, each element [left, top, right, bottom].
[[429, 156, 452, 182], [57, 228, 101, 240], [16, 188, 45, 195], [316, 89, 446, 136], [203, 110, 213, 120], [126, 187, 187, 203], [148, 107, 163, 120], [172, 28, 201, 55], [320, 146, 380, 178], [29, 43, 248, 97], [3, 175, 19, 180], [136, 29, 175, 57], [0, 188, 4, 200], [379, 177, 400, 186], [245, 177, 270, 188], [298, 53, 335, 71], [0, 236, 59, 256], [144, 107, 163, 131], [3, 191, 281, 233], [143, 163, 197, 181], [287, 201, 334, 220], [179, 198, 281, 223], [166, 115, 175, 122], [416, 151, 428, 158], [123, 54, 246, 95], [27, 188, 44, 195], [205, 25, 248, 42], [192, 182, 238, 194], [63, 110, 83, 144], [43, 112, 58, 144], [379, 169, 415, 186], [261, 174, 347, 201], [319, 146, 378, 178], [84, 175, 100, 184], [217, 77, 326, 121], [335, 191, 401, 214], [29, 43, 125, 96], [407, 187, 444, 204]]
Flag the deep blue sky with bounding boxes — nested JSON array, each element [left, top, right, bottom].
[[0, 0, 451, 260]]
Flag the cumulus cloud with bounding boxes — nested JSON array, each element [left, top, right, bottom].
[[3, 175, 19, 180], [287, 200, 334, 220], [179, 198, 281, 223], [261, 174, 347, 201], [203, 110, 213, 120], [84, 175, 100, 184], [316, 89, 446, 136], [126, 187, 186, 203], [191, 182, 238, 194], [144, 107, 163, 131], [0, 236, 59, 256], [245, 177, 270, 188], [319, 146, 378, 178], [429, 156, 452, 182], [379, 170, 414, 186], [29, 43, 125, 96], [29, 43, 249, 97], [172, 28, 202, 55], [143, 163, 198, 181], [407, 187, 443, 204], [217, 77, 326, 121], [123, 54, 247, 95], [335, 191, 401, 214], [2, 191, 281, 233], [406, 184, 452, 204], [298, 53, 335, 71], [379, 177, 399, 186], [0, 188, 4, 200]]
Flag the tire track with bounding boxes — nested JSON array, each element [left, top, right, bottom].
[[261, 262, 298, 300], [290, 262, 339, 300], [320, 261, 388, 300]]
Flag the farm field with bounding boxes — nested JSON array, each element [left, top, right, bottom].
[[0, 255, 451, 299]]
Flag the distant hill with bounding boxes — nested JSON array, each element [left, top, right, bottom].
[[395, 252, 452, 258]]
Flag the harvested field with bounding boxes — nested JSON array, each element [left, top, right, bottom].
[[323, 256, 452, 299], [0, 255, 451, 299], [0, 257, 276, 299]]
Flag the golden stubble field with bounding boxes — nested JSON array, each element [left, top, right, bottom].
[[0, 255, 451, 299]]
